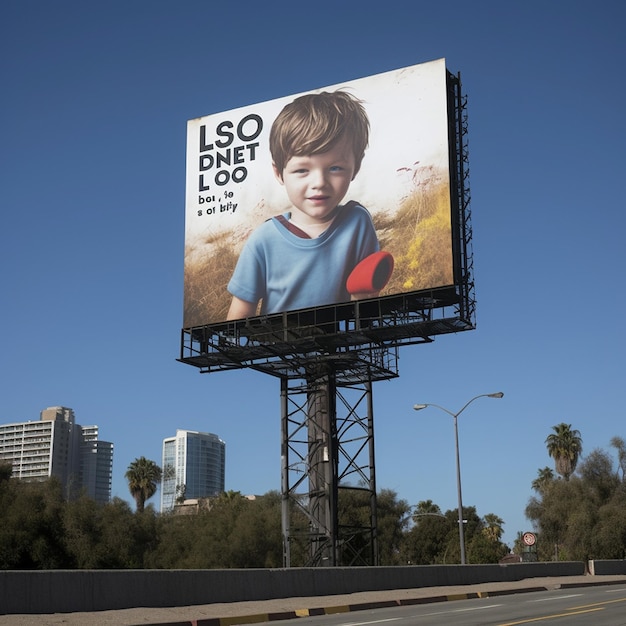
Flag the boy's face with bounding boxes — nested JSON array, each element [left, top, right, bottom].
[[273, 136, 356, 225]]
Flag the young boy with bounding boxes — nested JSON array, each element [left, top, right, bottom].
[[227, 91, 389, 320]]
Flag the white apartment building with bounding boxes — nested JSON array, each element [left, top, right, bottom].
[[0, 406, 113, 503], [161, 429, 225, 512]]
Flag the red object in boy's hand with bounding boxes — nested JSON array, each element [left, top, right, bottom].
[[346, 251, 394, 295]]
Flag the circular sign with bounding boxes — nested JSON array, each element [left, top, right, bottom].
[[522, 532, 536, 546]]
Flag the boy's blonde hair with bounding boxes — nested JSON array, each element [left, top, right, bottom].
[[270, 91, 369, 175]]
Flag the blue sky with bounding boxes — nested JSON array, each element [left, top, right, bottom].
[[1, 1, 624, 548]]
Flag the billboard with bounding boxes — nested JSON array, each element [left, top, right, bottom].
[[184, 58, 454, 328]]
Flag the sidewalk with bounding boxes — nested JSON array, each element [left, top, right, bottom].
[[2, 575, 625, 626]]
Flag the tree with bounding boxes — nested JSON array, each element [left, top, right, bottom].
[[375, 489, 412, 565], [591, 498, 626, 559], [467, 531, 509, 564], [0, 478, 70, 568], [579, 449, 620, 504], [175, 484, 186, 504], [532, 467, 555, 493], [220, 489, 243, 502], [412, 499, 443, 520], [610, 436, 626, 480], [482, 513, 505, 542], [545, 423, 582, 481], [335, 487, 410, 566], [403, 504, 496, 564], [526, 478, 579, 560], [526, 442, 626, 561], [404, 511, 451, 564], [0, 461, 12, 483], [63, 495, 151, 568], [227, 491, 282, 568], [125, 457, 162, 513]]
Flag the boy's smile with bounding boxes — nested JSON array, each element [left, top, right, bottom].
[[273, 136, 356, 227]]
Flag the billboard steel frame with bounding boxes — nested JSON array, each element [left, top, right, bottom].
[[179, 70, 473, 566], [281, 373, 380, 566]]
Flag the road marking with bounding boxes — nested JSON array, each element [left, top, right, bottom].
[[499, 595, 626, 625], [527, 594, 582, 602], [341, 619, 401, 625], [420, 604, 502, 617], [569, 596, 626, 610], [451, 604, 503, 612], [499, 607, 603, 625]]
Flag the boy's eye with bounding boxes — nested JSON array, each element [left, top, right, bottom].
[[329, 166, 344, 172]]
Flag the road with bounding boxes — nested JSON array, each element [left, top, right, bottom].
[[2, 575, 625, 625], [273, 584, 626, 626]]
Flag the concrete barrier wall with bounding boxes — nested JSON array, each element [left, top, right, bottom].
[[588, 560, 626, 575], [0, 561, 586, 615]]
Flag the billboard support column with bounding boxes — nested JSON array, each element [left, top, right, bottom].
[[366, 379, 379, 565], [306, 373, 338, 566], [280, 378, 291, 568], [281, 367, 379, 567]]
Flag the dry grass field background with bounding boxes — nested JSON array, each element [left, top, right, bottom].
[[183, 176, 453, 327]]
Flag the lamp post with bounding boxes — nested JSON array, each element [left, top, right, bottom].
[[413, 392, 504, 564]]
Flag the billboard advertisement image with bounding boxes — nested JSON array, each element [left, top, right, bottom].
[[184, 58, 454, 328]]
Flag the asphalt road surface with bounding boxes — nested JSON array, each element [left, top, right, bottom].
[[274, 584, 626, 625]]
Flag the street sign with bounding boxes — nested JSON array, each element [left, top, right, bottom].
[[522, 532, 537, 547]]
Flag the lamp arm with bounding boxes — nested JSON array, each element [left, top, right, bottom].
[[455, 394, 491, 418], [419, 403, 455, 418]]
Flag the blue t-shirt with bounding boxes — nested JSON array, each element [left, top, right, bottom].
[[228, 202, 379, 315]]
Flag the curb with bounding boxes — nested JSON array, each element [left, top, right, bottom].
[[141, 579, 626, 626]]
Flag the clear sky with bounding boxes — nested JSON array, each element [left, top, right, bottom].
[[1, 1, 624, 549]]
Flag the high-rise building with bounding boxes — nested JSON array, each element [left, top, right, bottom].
[[161, 429, 225, 512], [81, 425, 114, 503], [0, 406, 113, 503]]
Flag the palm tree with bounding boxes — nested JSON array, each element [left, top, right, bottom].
[[125, 456, 162, 512], [545, 423, 582, 481], [220, 489, 243, 501], [412, 500, 443, 523], [482, 513, 504, 542], [531, 466, 555, 493]]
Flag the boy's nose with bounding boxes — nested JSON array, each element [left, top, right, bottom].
[[310, 170, 327, 188]]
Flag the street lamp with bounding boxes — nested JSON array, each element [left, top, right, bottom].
[[413, 392, 504, 564]]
